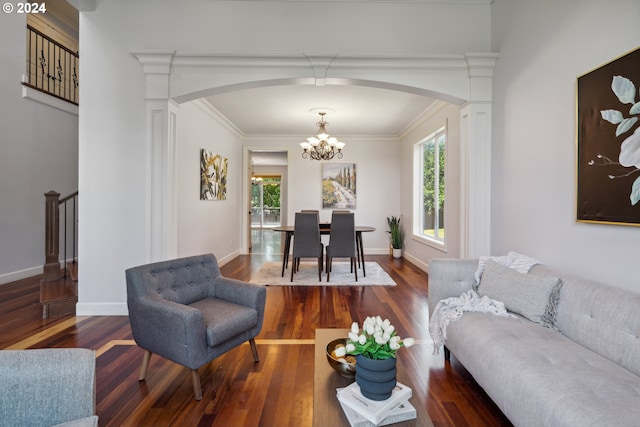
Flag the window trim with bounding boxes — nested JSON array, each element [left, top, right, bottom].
[[412, 124, 447, 252]]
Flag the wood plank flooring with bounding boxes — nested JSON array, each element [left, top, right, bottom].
[[0, 248, 512, 426]]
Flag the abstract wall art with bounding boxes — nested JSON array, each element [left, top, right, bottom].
[[200, 148, 228, 201]]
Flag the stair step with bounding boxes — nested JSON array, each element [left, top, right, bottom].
[[66, 261, 78, 282], [40, 268, 77, 318]]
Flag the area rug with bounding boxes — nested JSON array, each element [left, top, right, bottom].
[[250, 261, 397, 286]]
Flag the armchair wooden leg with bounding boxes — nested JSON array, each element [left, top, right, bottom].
[[139, 349, 152, 381], [191, 369, 203, 400], [249, 338, 260, 362]]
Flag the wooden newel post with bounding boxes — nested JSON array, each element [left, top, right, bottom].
[[43, 191, 61, 282]]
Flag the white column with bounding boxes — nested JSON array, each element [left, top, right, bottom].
[[134, 51, 178, 262], [460, 53, 498, 258]]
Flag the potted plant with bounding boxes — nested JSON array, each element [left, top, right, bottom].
[[387, 216, 404, 258], [335, 316, 414, 400]]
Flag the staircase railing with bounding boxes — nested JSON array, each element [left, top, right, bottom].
[[24, 25, 79, 105], [43, 191, 78, 281]]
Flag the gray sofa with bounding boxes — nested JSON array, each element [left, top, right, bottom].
[[428, 258, 640, 427], [0, 348, 98, 427]]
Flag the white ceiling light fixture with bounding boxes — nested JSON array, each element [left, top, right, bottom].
[[300, 109, 345, 161]]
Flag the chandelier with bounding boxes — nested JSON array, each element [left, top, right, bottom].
[[300, 112, 345, 161]]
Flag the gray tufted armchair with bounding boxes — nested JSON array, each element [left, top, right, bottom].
[[125, 253, 266, 400]]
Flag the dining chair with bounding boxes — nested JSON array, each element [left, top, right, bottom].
[[326, 212, 357, 282], [291, 212, 324, 281]]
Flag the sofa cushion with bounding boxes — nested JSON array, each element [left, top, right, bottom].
[[446, 312, 640, 427], [478, 259, 560, 325], [530, 264, 640, 378], [189, 298, 258, 347], [53, 416, 99, 427]]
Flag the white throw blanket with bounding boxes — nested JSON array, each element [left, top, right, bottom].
[[429, 290, 515, 355], [474, 251, 541, 285]]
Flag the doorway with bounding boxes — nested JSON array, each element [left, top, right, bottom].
[[247, 150, 289, 254], [251, 175, 282, 228]]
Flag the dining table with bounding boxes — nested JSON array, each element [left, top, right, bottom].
[[273, 224, 376, 278]]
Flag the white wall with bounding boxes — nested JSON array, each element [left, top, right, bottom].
[[176, 100, 243, 262], [0, 13, 78, 284], [491, 0, 640, 293], [76, 1, 490, 55], [76, 11, 147, 313], [75, 0, 493, 313], [244, 136, 400, 253], [400, 101, 462, 270]]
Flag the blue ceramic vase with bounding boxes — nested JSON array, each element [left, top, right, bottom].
[[355, 355, 397, 401]]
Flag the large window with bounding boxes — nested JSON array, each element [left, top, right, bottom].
[[414, 126, 446, 249]]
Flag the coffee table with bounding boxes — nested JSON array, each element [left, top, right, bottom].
[[313, 328, 433, 427]]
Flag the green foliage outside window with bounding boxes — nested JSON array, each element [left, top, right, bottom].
[[261, 178, 281, 207], [421, 132, 445, 240], [423, 137, 445, 217]]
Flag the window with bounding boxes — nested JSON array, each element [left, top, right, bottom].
[[413, 126, 446, 249]]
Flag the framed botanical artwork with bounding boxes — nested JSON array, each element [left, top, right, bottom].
[[577, 47, 640, 225], [200, 148, 228, 201], [322, 163, 356, 209]]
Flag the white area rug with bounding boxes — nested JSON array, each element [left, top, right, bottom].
[[250, 261, 397, 286]]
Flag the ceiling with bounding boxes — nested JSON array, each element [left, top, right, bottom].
[[205, 84, 437, 164]]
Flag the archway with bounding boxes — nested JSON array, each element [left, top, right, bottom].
[[134, 51, 496, 262]]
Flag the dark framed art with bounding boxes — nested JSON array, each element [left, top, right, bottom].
[[577, 46, 640, 225]]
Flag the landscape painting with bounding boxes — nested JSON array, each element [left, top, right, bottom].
[[322, 163, 356, 209], [200, 148, 228, 201]]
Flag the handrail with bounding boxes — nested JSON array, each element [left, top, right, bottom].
[[59, 191, 78, 204], [24, 25, 79, 105], [43, 191, 78, 281]]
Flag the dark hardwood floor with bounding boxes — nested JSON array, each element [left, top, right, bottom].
[[0, 231, 512, 427]]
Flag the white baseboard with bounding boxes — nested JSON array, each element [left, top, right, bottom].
[[217, 249, 242, 266], [401, 251, 429, 273], [0, 258, 78, 286], [365, 247, 394, 255], [76, 302, 128, 316], [0, 265, 43, 285]]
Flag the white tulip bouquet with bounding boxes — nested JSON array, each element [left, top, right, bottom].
[[336, 316, 415, 360]]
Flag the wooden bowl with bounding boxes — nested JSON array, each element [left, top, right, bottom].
[[326, 338, 357, 378]]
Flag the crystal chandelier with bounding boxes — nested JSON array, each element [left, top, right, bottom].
[[300, 112, 345, 161]]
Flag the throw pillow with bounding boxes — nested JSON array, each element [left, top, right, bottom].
[[473, 255, 508, 288], [478, 259, 560, 325]]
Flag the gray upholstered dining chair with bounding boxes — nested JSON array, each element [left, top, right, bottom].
[[326, 212, 357, 282], [125, 253, 266, 400], [291, 211, 324, 281]]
